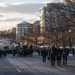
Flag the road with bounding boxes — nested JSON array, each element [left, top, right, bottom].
[[0, 52, 75, 75]]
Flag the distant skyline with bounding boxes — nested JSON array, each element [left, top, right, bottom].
[[0, 0, 64, 31]]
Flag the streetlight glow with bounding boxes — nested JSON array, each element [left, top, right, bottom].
[[68, 29, 72, 51], [69, 30, 71, 33]]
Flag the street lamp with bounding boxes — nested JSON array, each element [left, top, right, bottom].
[[68, 30, 72, 50], [42, 37, 44, 48]]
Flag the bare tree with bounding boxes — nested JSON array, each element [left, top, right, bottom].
[[44, 1, 75, 46], [27, 25, 40, 49]]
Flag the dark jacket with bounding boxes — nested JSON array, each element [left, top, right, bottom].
[[56, 48, 62, 60], [41, 48, 48, 57], [51, 46, 57, 60], [63, 47, 68, 60]]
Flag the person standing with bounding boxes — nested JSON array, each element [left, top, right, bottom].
[[62, 46, 68, 66], [13, 44, 20, 57], [41, 48, 48, 62], [56, 48, 62, 66], [37, 47, 40, 56], [51, 45, 57, 66], [47, 47, 51, 61], [29, 45, 33, 57]]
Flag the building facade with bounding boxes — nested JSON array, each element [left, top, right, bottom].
[[40, 3, 59, 34], [16, 21, 32, 41], [40, 6, 46, 34], [33, 21, 40, 34]]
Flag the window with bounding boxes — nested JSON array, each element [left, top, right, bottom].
[[20, 28, 22, 31]]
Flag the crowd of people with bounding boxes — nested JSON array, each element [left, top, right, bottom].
[[12, 43, 33, 57], [0, 42, 75, 67], [37, 45, 72, 66], [0, 42, 34, 57]]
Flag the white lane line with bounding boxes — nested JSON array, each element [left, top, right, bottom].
[[9, 60, 21, 72], [56, 67, 67, 71], [16, 68, 21, 72]]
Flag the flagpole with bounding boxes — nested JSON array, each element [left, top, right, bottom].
[[58, 14, 60, 48], [57, 14, 63, 48]]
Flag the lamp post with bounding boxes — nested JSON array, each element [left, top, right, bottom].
[[42, 37, 44, 48], [68, 30, 72, 50]]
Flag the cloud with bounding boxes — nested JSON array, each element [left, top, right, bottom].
[[42, 0, 64, 3], [0, 17, 39, 23], [0, 17, 25, 22], [0, 3, 44, 14], [0, 15, 3, 17]]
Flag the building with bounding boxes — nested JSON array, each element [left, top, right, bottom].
[[9, 27, 16, 33], [33, 21, 40, 33], [40, 2, 75, 32], [16, 21, 32, 41], [40, 6, 47, 34], [40, 3, 60, 45], [40, 3, 60, 34]]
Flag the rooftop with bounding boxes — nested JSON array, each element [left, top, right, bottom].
[[18, 21, 31, 25]]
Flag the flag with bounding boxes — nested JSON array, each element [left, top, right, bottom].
[[58, 27, 63, 47]]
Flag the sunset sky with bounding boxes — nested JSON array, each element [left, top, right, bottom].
[[0, 0, 63, 31]]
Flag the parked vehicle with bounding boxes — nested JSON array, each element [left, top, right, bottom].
[[0, 39, 17, 54]]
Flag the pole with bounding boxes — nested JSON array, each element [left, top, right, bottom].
[[57, 14, 60, 48], [68, 30, 71, 51]]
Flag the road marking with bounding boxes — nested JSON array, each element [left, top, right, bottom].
[[16, 68, 21, 72], [9, 59, 21, 72], [56, 67, 67, 71]]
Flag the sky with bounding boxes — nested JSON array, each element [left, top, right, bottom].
[[0, 0, 64, 31]]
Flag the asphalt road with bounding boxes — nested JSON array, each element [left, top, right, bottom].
[[0, 52, 75, 75]]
